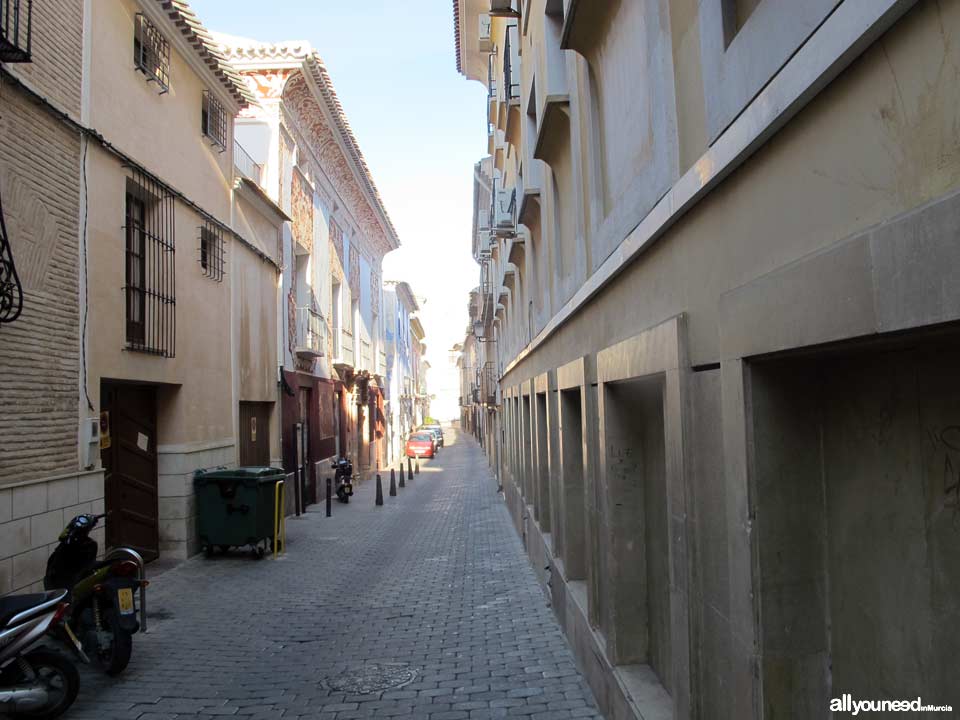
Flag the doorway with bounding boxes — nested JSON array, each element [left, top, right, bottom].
[[239, 402, 271, 466], [101, 382, 159, 561]]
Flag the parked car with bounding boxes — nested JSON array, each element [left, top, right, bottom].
[[406, 432, 435, 458], [421, 424, 444, 448]]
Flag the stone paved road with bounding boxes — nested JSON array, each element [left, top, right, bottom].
[[62, 428, 602, 720]]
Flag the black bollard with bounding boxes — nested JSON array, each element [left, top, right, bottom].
[[326, 478, 332, 517], [398, 464, 405, 489], [389, 469, 397, 497], [375, 474, 384, 506], [407, 457, 413, 481], [415, 458, 420, 475]]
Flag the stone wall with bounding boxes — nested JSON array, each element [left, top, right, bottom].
[[0, 471, 105, 594]]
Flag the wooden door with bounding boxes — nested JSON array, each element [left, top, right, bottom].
[[239, 402, 271, 466], [101, 383, 159, 561]]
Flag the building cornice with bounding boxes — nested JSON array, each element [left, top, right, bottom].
[[218, 37, 401, 256], [299, 55, 400, 252]]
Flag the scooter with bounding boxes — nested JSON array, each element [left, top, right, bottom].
[[333, 457, 354, 503], [44, 513, 147, 676], [0, 589, 84, 719]]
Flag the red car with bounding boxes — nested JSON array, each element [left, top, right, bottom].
[[405, 432, 435, 458]]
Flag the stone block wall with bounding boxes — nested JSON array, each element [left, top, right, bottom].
[[158, 441, 236, 560], [0, 471, 105, 594]]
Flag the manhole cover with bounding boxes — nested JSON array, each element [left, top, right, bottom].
[[323, 663, 419, 694]]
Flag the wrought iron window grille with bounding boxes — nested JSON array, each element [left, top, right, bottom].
[[124, 167, 176, 357], [202, 90, 226, 151], [0, 0, 32, 62], [0, 185, 24, 324], [134, 13, 170, 93], [199, 218, 225, 282]]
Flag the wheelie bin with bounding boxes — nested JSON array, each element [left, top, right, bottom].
[[193, 467, 285, 558]]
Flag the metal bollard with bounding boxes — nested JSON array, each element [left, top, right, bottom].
[[407, 457, 413, 481], [389, 468, 397, 497], [326, 477, 332, 517], [375, 474, 384, 506], [415, 458, 420, 475], [399, 464, 405, 489]]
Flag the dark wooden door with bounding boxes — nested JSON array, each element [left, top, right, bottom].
[[101, 383, 159, 561], [239, 402, 271, 466]]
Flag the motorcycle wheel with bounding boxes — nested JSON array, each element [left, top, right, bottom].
[[89, 607, 133, 676], [8, 649, 79, 719]]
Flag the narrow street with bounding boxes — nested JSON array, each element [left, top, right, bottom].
[[66, 429, 602, 720]]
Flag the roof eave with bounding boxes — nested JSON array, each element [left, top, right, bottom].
[[152, 0, 257, 109]]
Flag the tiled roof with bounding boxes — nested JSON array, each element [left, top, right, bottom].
[[157, 1, 256, 108], [453, 0, 464, 74]]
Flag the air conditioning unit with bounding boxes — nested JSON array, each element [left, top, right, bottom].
[[478, 14, 493, 52], [490, 0, 520, 18], [492, 187, 517, 237]]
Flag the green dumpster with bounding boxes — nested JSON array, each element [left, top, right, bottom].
[[193, 466, 285, 558]]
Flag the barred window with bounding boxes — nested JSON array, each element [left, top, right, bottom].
[[124, 168, 176, 357], [199, 219, 225, 282], [134, 13, 169, 92], [202, 91, 226, 150], [0, 0, 33, 63]]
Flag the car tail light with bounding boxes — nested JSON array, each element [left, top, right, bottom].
[[52, 602, 70, 625], [112, 560, 139, 577]]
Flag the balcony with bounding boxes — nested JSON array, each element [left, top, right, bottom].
[[503, 26, 520, 104], [480, 363, 498, 406], [490, 0, 520, 18], [295, 307, 326, 359], [360, 339, 372, 372], [234, 139, 264, 187], [0, 0, 32, 63]]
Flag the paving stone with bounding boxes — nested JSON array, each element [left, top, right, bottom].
[[65, 430, 601, 719]]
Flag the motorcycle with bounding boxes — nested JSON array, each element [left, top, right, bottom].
[[44, 513, 147, 676], [0, 589, 84, 719], [333, 457, 354, 503]]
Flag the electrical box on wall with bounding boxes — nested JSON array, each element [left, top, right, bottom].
[[82, 417, 100, 469]]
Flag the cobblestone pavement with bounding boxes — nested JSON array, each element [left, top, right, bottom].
[[62, 429, 603, 720]]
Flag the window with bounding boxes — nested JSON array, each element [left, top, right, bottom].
[[202, 91, 227, 151], [0, 0, 32, 63], [124, 167, 176, 357], [199, 218, 225, 282], [134, 13, 170, 92], [125, 193, 147, 346], [331, 280, 341, 357]]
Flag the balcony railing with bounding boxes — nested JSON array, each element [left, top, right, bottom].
[[0, 0, 32, 62], [480, 363, 498, 406], [487, 53, 497, 100], [295, 307, 325, 359], [340, 329, 354, 366], [234, 139, 264, 187], [503, 27, 520, 102], [360, 339, 372, 371]]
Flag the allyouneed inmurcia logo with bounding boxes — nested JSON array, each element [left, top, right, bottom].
[[830, 695, 953, 715]]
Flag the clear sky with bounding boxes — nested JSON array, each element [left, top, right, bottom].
[[191, 0, 486, 421]]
